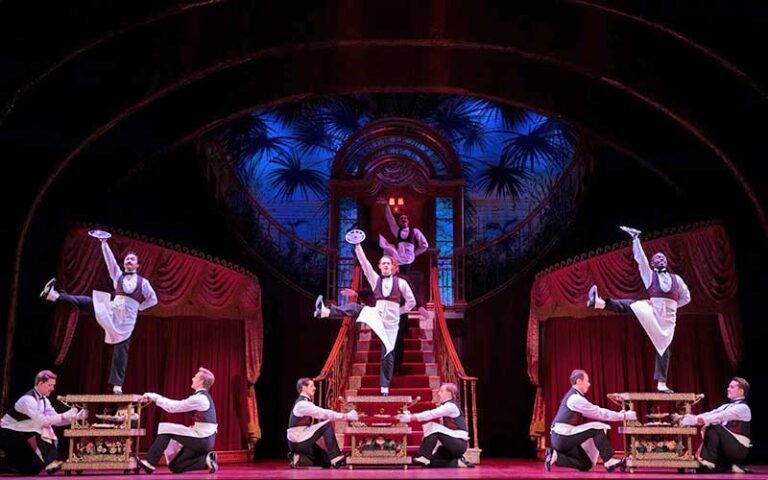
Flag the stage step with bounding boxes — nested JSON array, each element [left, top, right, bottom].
[[348, 374, 439, 389], [355, 350, 435, 363], [351, 362, 437, 376], [357, 338, 433, 351]]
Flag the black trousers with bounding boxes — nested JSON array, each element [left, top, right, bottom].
[[145, 433, 215, 473], [0, 428, 58, 475], [288, 423, 342, 467], [700, 425, 749, 470], [417, 433, 468, 468], [604, 298, 672, 382], [551, 429, 615, 471], [57, 292, 132, 387]]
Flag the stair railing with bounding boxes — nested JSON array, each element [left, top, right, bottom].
[[314, 267, 361, 410], [430, 267, 480, 450]]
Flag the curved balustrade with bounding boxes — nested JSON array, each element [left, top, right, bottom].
[[430, 267, 480, 451], [464, 150, 590, 302]]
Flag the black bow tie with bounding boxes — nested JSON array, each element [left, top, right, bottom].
[[124, 271, 137, 276], [382, 275, 392, 279]]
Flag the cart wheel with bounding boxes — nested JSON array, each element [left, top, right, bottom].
[[76, 471, 83, 476], [134, 467, 141, 474], [124, 469, 130, 475], [677, 468, 685, 473], [65, 471, 72, 476]]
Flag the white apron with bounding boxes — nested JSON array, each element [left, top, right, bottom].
[[422, 421, 470, 441], [92, 290, 140, 345], [356, 306, 396, 355], [286, 419, 331, 444], [629, 298, 678, 356], [157, 422, 217, 462]]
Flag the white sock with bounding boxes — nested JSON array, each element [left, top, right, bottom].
[[551, 450, 558, 464], [47, 290, 60, 302], [595, 297, 605, 309], [414, 456, 430, 465], [604, 458, 620, 468], [141, 459, 156, 470], [113, 385, 123, 394], [657, 381, 667, 391], [700, 458, 716, 470], [320, 306, 330, 318], [380, 386, 389, 395]]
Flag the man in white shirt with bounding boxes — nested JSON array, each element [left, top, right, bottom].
[[547, 369, 636, 472], [41, 236, 158, 394], [396, 383, 473, 468], [286, 377, 358, 468], [0, 370, 85, 475], [587, 226, 691, 393], [677, 377, 752, 474], [139, 368, 219, 474]]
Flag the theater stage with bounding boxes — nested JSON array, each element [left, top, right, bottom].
[[3, 459, 765, 479]]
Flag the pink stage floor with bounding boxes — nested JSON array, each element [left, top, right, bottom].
[[3, 459, 766, 479]]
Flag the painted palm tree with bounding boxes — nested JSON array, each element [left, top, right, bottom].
[[218, 112, 291, 179], [500, 116, 575, 171], [267, 152, 328, 200], [474, 158, 531, 200]]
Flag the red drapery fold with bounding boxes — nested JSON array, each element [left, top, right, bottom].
[[50, 227, 263, 449], [526, 223, 741, 443]]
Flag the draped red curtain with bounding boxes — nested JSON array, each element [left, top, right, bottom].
[[526, 223, 741, 443], [50, 227, 263, 450]]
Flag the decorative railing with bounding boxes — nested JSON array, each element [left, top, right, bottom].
[[464, 150, 590, 302], [430, 267, 479, 450], [314, 267, 361, 410]]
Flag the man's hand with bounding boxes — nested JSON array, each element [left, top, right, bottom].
[[619, 226, 641, 238], [75, 409, 89, 420], [340, 288, 357, 297], [62, 407, 79, 421], [623, 410, 638, 421], [395, 413, 413, 423], [344, 410, 359, 422], [142, 392, 160, 403]]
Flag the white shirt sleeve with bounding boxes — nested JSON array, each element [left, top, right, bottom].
[[16, 396, 69, 427], [676, 275, 691, 308], [399, 279, 416, 314], [139, 280, 158, 311], [385, 205, 400, 237], [698, 403, 751, 426], [101, 241, 122, 283], [414, 402, 460, 422], [632, 238, 652, 288], [413, 228, 429, 257], [155, 393, 210, 414], [292, 401, 345, 421], [567, 394, 626, 423], [355, 244, 379, 289]]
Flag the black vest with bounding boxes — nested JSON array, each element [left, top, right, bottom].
[[191, 390, 217, 424], [724, 399, 750, 439], [441, 399, 468, 431], [7, 389, 43, 421], [287, 395, 315, 428], [551, 387, 585, 429], [374, 275, 402, 303]]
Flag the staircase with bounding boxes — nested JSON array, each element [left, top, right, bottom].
[[339, 313, 438, 454]]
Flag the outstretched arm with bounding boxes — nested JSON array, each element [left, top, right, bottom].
[[100, 239, 122, 283], [384, 204, 399, 237], [631, 238, 653, 288], [143, 392, 209, 413], [355, 243, 379, 289]]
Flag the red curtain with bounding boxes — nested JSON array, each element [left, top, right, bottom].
[[50, 227, 263, 450], [526, 223, 741, 443]]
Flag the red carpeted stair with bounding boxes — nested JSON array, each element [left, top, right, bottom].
[[339, 313, 437, 455]]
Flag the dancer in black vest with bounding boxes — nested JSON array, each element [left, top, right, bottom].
[[0, 370, 85, 475], [677, 377, 752, 473], [139, 368, 219, 474], [547, 369, 636, 472], [397, 383, 474, 468], [587, 226, 691, 393], [287, 377, 358, 468], [41, 236, 158, 394]]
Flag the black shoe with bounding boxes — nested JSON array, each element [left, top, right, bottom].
[[732, 464, 751, 474], [207, 452, 218, 473], [45, 461, 62, 475], [586, 284, 597, 308], [314, 295, 324, 318], [41, 278, 56, 298], [138, 459, 155, 474], [412, 456, 430, 467], [544, 448, 553, 471], [458, 456, 475, 468], [605, 456, 627, 473], [331, 456, 346, 469]]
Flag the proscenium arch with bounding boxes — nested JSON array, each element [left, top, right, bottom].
[[3, 35, 766, 407]]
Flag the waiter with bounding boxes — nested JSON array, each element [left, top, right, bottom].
[[0, 370, 85, 475], [41, 235, 158, 394], [353, 242, 416, 396], [139, 368, 219, 474], [397, 383, 473, 468], [587, 226, 691, 393]]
